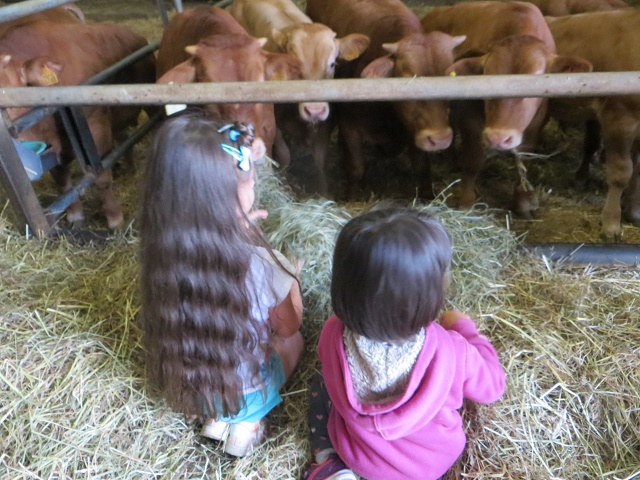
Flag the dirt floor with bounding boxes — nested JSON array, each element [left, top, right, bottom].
[[9, 0, 640, 245]]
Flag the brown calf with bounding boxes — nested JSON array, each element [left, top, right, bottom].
[[156, 6, 303, 160], [0, 16, 155, 228], [547, 9, 640, 240], [528, 0, 627, 16], [229, 0, 370, 194], [421, 1, 591, 216], [308, 0, 465, 200]]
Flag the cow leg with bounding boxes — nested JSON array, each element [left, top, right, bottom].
[[50, 160, 85, 226], [89, 111, 123, 229], [272, 127, 291, 169], [311, 120, 333, 198], [575, 119, 602, 187], [511, 114, 545, 218], [407, 144, 433, 200], [511, 152, 538, 218], [456, 103, 485, 209], [599, 102, 639, 240], [338, 122, 366, 201], [622, 147, 640, 226], [94, 168, 122, 229]]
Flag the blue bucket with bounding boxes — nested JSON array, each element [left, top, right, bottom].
[[12, 139, 48, 181]]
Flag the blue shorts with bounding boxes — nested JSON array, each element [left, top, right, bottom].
[[216, 352, 286, 424]]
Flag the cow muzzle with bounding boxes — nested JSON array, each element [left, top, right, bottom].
[[299, 102, 330, 123], [415, 127, 454, 152], [483, 128, 523, 151]]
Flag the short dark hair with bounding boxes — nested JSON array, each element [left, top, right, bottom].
[[331, 208, 452, 342]]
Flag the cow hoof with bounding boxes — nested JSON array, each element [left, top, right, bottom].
[[107, 215, 124, 230], [601, 223, 622, 242], [69, 219, 85, 230], [457, 192, 477, 211], [513, 188, 539, 219]]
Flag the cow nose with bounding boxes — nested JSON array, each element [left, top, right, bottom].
[[484, 128, 523, 150], [415, 127, 453, 151], [299, 102, 330, 122], [250, 138, 267, 163]]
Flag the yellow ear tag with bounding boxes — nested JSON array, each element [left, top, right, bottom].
[[449, 71, 457, 77], [41, 65, 59, 85]]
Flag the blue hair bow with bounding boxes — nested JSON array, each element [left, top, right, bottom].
[[218, 124, 251, 172]]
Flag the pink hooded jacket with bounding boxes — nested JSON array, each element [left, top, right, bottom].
[[318, 315, 506, 480]]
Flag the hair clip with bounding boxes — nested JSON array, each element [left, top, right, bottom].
[[218, 123, 252, 171], [221, 143, 251, 172]]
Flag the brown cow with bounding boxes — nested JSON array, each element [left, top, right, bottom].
[[547, 10, 640, 239], [0, 15, 155, 228], [421, 1, 591, 216], [528, 0, 627, 16], [156, 6, 303, 160], [229, 0, 370, 194], [307, 0, 465, 200]]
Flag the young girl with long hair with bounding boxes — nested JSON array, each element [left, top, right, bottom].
[[304, 207, 506, 480], [139, 111, 304, 457]]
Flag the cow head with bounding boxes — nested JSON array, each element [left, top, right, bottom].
[[0, 54, 62, 120], [361, 32, 466, 152], [271, 23, 370, 123], [447, 35, 592, 150], [157, 34, 303, 158]]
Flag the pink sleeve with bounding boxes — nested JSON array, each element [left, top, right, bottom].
[[448, 318, 506, 404]]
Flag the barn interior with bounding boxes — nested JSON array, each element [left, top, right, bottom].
[[0, 1, 639, 479]]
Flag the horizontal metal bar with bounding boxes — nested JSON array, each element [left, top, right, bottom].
[[0, 0, 78, 22], [1, 72, 640, 108], [524, 243, 640, 265]]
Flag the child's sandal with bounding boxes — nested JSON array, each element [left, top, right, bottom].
[[201, 418, 230, 441], [223, 420, 264, 457]]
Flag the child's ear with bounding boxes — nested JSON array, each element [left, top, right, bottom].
[[443, 270, 451, 292]]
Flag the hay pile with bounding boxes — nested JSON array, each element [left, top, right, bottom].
[[1, 165, 638, 479]]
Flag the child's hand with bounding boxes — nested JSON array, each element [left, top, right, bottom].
[[248, 209, 268, 222], [440, 309, 469, 329], [292, 258, 305, 278]]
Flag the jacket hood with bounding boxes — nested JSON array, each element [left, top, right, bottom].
[[320, 316, 457, 440]]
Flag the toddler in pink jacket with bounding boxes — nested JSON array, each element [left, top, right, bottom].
[[304, 208, 506, 480]]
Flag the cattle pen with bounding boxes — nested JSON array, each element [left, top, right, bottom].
[[0, 1, 639, 480]]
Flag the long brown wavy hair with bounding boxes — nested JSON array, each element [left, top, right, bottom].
[[139, 110, 270, 418]]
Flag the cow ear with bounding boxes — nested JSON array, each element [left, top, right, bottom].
[[21, 57, 62, 86], [337, 33, 370, 61], [381, 42, 399, 56], [450, 35, 467, 49], [157, 60, 196, 84], [361, 56, 394, 78], [265, 52, 303, 81], [549, 55, 592, 74], [184, 45, 198, 57], [0, 54, 11, 69], [446, 56, 486, 76], [270, 28, 287, 50]]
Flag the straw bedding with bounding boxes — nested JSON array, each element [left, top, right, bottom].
[[1, 163, 639, 479], [1, 1, 639, 478]]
